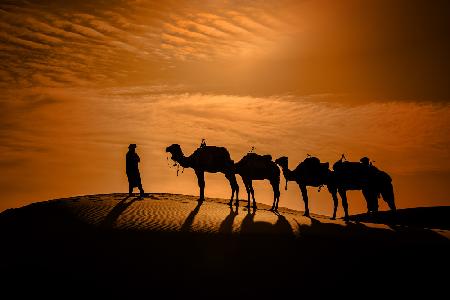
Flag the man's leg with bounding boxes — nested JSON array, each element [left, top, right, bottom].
[[129, 183, 133, 196], [138, 183, 145, 197]]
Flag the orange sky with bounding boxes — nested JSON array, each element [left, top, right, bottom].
[[1, 0, 449, 216]]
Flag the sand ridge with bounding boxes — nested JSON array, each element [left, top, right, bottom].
[[58, 193, 320, 234], [33, 192, 443, 238]]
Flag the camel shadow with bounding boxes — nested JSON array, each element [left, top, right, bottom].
[[181, 200, 203, 232], [100, 196, 137, 229], [219, 206, 239, 234], [240, 210, 294, 236], [351, 206, 450, 231], [296, 215, 394, 239], [272, 213, 294, 235], [295, 215, 447, 243]]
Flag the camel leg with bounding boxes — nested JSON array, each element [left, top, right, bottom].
[[271, 180, 280, 211], [270, 183, 276, 211], [338, 188, 349, 221], [250, 181, 257, 209], [328, 185, 338, 220], [251, 183, 258, 210], [387, 200, 396, 211], [299, 183, 310, 217], [229, 188, 235, 207], [331, 192, 339, 220], [386, 198, 396, 211], [362, 188, 375, 213], [195, 170, 205, 201], [243, 178, 251, 208], [233, 175, 239, 207], [226, 173, 239, 207]]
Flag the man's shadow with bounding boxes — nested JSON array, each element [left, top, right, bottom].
[[100, 195, 137, 229]]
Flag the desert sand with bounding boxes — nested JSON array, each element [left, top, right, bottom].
[[1, 193, 449, 299]]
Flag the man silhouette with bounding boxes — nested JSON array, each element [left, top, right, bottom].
[[126, 144, 145, 198]]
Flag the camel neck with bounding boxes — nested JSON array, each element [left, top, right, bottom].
[[171, 149, 190, 168], [174, 152, 190, 168], [281, 164, 295, 182]]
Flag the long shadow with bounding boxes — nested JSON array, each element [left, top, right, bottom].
[[180, 200, 203, 232], [240, 210, 255, 234], [295, 215, 448, 244], [273, 213, 294, 236], [296, 215, 389, 238], [240, 210, 293, 236], [219, 206, 239, 234], [100, 195, 137, 229], [351, 206, 450, 231]]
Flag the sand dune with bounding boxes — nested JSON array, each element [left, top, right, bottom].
[[1, 193, 449, 299], [32, 193, 392, 234]]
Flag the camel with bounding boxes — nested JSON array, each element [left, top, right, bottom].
[[275, 156, 340, 219], [165, 144, 239, 204], [332, 156, 396, 219], [234, 153, 280, 211], [276, 155, 396, 221]]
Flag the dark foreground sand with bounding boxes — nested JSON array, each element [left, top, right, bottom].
[[1, 193, 449, 299]]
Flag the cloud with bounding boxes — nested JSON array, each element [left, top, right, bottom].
[[86, 90, 450, 176], [2, 87, 449, 213], [1, 0, 450, 99], [0, 31, 50, 50], [161, 33, 189, 46], [2, 0, 295, 89], [1, 0, 449, 213]]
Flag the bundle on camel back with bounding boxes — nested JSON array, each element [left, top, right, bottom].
[[294, 156, 330, 190]]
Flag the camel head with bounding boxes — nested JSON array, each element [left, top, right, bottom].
[[275, 156, 289, 169], [165, 144, 183, 162]]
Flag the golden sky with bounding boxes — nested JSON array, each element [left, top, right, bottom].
[[1, 0, 449, 215]]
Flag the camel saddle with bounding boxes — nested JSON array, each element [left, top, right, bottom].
[[244, 153, 272, 161], [300, 156, 329, 174], [333, 160, 380, 184]]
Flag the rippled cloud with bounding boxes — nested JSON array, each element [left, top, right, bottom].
[[1, 87, 449, 213], [1, 0, 449, 212]]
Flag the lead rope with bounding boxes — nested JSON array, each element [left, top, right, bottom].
[[167, 154, 184, 177], [176, 165, 184, 176]]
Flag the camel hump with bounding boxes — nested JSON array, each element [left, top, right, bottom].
[[333, 161, 386, 185], [333, 161, 360, 171], [262, 154, 272, 161], [245, 153, 272, 161], [195, 145, 228, 154], [302, 156, 320, 167], [299, 156, 329, 174], [193, 145, 232, 161]]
